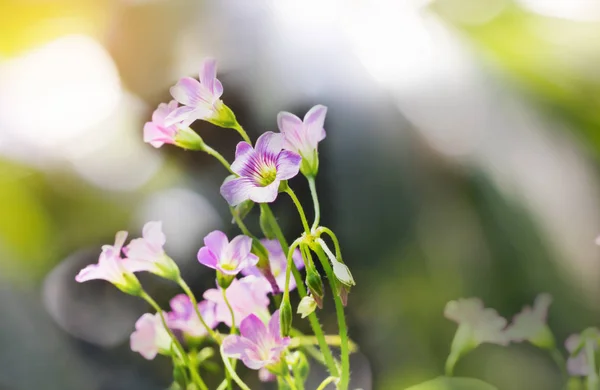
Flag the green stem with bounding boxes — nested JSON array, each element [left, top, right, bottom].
[[140, 291, 208, 390], [549, 348, 568, 381], [316, 376, 339, 390], [220, 344, 252, 390], [261, 204, 340, 377], [283, 238, 304, 302], [284, 187, 311, 234], [188, 352, 208, 390], [314, 246, 350, 390], [232, 123, 252, 144], [229, 206, 253, 237], [317, 227, 342, 261], [203, 144, 233, 174], [222, 287, 237, 334], [307, 176, 320, 231], [290, 335, 358, 353], [586, 340, 598, 390], [177, 278, 220, 342]]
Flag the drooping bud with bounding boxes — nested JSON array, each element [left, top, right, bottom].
[[297, 296, 317, 318], [251, 238, 280, 294], [279, 297, 293, 337], [305, 262, 324, 309], [339, 285, 350, 306]]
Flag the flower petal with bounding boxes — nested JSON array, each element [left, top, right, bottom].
[[275, 151, 301, 180], [240, 314, 269, 347], [197, 247, 219, 269], [204, 230, 229, 258], [144, 122, 171, 148], [304, 104, 327, 147], [142, 221, 166, 249], [170, 77, 203, 106], [227, 235, 253, 260], [255, 132, 283, 158], [277, 111, 302, 135], [220, 177, 256, 206], [230, 142, 255, 176], [248, 180, 279, 203], [268, 310, 283, 340], [199, 58, 217, 94]]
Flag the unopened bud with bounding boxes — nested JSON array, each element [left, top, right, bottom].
[[279, 298, 293, 337], [297, 296, 317, 318], [217, 271, 235, 289], [251, 239, 280, 294], [174, 127, 205, 151], [305, 264, 324, 308], [206, 101, 238, 129]]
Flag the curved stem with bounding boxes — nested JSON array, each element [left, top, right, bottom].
[[316, 376, 338, 390], [203, 144, 233, 174], [314, 246, 350, 390], [140, 291, 208, 390], [260, 204, 340, 377], [283, 238, 304, 301], [177, 278, 220, 342], [220, 344, 252, 390], [317, 227, 342, 261], [284, 187, 310, 234], [232, 123, 252, 144], [307, 176, 320, 231], [229, 206, 253, 237], [222, 287, 237, 334]]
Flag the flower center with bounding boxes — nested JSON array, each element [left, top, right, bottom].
[[219, 258, 237, 271], [257, 165, 277, 186]]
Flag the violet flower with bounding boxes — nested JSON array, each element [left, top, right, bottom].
[[130, 313, 173, 360], [203, 276, 271, 327], [166, 58, 235, 129], [220, 132, 301, 206], [277, 105, 327, 176], [124, 221, 180, 281], [167, 294, 217, 338], [222, 310, 290, 370], [566, 333, 596, 376], [143, 100, 205, 150], [197, 230, 258, 275], [75, 231, 141, 295], [505, 293, 554, 348], [241, 239, 304, 293]]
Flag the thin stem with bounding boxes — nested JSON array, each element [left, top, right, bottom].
[[317, 227, 342, 261], [177, 278, 220, 342], [188, 352, 209, 390], [284, 187, 311, 234], [220, 344, 252, 390], [261, 204, 340, 377], [203, 144, 233, 174], [316, 376, 339, 390], [290, 335, 358, 353], [229, 206, 253, 237], [549, 348, 568, 381], [140, 291, 208, 390], [222, 287, 237, 334], [283, 238, 304, 301], [307, 176, 320, 231], [314, 246, 350, 390], [232, 123, 252, 144], [586, 339, 599, 390]]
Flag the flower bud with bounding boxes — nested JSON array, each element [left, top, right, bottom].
[[251, 238, 280, 294], [332, 260, 355, 287], [305, 263, 324, 309], [297, 296, 317, 318], [279, 298, 293, 337], [173, 127, 205, 151], [206, 101, 238, 129]]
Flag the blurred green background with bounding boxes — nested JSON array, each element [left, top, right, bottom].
[[1, 0, 600, 389]]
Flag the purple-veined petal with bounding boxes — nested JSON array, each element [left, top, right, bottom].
[[164, 106, 197, 127], [275, 151, 301, 180], [213, 79, 224, 98], [230, 142, 255, 176], [203, 230, 229, 258], [277, 111, 303, 134], [170, 77, 203, 106], [220, 177, 255, 206], [304, 104, 327, 148], [197, 247, 219, 269], [255, 132, 284, 158], [240, 314, 269, 347], [268, 310, 282, 340], [222, 335, 264, 370], [227, 235, 253, 260], [199, 58, 217, 94], [143, 122, 172, 148], [248, 180, 280, 203]]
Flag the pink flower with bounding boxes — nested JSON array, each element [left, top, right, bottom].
[[75, 231, 141, 295], [220, 132, 301, 206], [167, 294, 217, 338], [203, 276, 270, 327], [124, 221, 180, 280], [130, 313, 173, 360], [222, 310, 290, 370], [241, 239, 304, 293], [166, 58, 225, 128], [197, 231, 258, 275], [506, 294, 554, 347], [143, 100, 179, 148], [278, 105, 327, 157]]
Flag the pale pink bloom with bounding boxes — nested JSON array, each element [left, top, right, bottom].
[[566, 333, 597, 376], [143, 100, 179, 148], [506, 293, 553, 344], [197, 230, 258, 275], [167, 294, 217, 338], [75, 231, 140, 293], [277, 105, 327, 158], [258, 368, 276, 382], [444, 297, 509, 346], [130, 313, 173, 360], [222, 310, 290, 370], [166, 58, 224, 128], [203, 276, 270, 327], [124, 221, 179, 279], [241, 239, 304, 293]]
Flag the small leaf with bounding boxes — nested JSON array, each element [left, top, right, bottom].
[[405, 376, 498, 390]]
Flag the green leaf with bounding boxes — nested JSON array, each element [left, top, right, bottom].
[[405, 376, 498, 390]]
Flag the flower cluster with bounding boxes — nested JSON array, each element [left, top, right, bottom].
[[76, 58, 355, 390]]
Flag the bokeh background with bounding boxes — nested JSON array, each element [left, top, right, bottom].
[[1, 0, 600, 389]]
